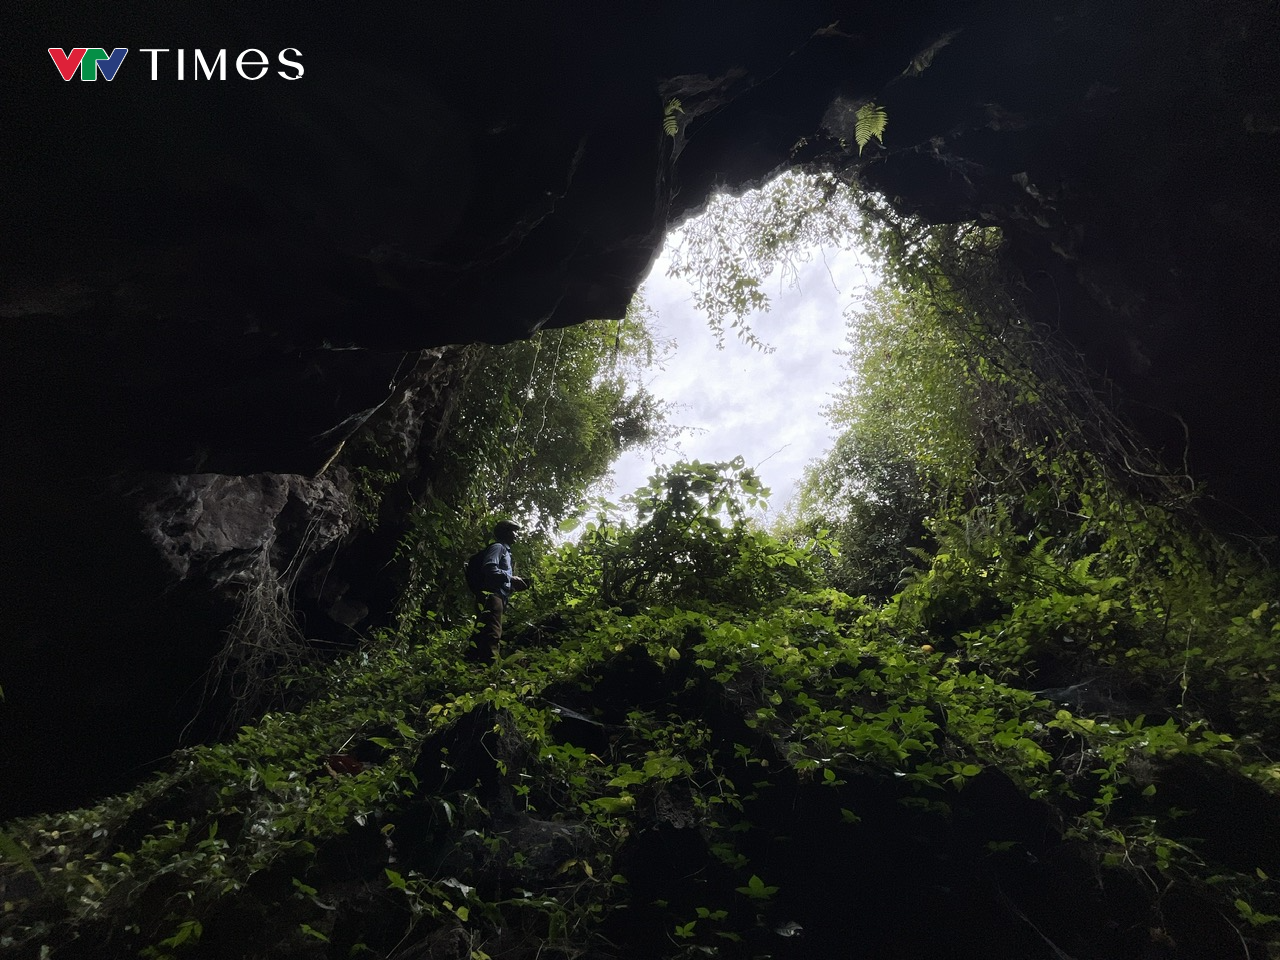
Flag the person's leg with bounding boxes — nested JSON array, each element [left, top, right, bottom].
[[473, 593, 505, 660]]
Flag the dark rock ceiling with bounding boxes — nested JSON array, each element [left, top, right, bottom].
[[2, 1, 1278, 816]]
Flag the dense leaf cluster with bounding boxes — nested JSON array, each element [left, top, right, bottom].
[[546, 459, 823, 611], [376, 306, 675, 632]]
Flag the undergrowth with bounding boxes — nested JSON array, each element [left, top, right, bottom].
[[3, 462, 1280, 958]]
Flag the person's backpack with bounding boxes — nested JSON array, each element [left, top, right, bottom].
[[464, 547, 488, 597]]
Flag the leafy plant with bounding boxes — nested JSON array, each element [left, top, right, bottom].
[[663, 98, 684, 138], [734, 873, 779, 901], [547, 458, 823, 611], [389, 304, 676, 631], [854, 102, 888, 153]]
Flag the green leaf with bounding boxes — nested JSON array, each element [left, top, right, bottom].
[[393, 717, 417, 739], [663, 99, 684, 138], [590, 796, 636, 815], [854, 103, 888, 154], [735, 873, 779, 900], [300, 924, 330, 942], [161, 920, 203, 949]]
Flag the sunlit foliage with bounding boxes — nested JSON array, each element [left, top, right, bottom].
[[5, 457, 1279, 959], [388, 300, 677, 631], [665, 172, 866, 350]]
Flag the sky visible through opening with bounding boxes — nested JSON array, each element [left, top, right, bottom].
[[606, 216, 880, 522]]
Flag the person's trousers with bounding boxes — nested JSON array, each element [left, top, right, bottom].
[[473, 593, 505, 660]]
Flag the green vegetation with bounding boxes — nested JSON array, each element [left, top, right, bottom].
[[353, 300, 675, 636], [852, 102, 888, 154], [664, 171, 864, 350], [3, 178, 1280, 958], [5, 455, 1279, 957], [662, 99, 684, 138], [195, 304, 674, 728]]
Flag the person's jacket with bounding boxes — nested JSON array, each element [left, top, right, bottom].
[[480, 541, 515, 600]]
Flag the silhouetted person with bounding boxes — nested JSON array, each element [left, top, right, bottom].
[[470, 519, 529, 661]]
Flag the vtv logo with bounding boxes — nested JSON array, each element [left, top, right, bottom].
[[49, 48, 128, 81]]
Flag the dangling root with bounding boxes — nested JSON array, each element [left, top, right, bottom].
[[187, 520, 325, 737]]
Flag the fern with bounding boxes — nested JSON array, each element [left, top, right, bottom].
[[663, 98, 684, 138], [854, 102, 888, 155]]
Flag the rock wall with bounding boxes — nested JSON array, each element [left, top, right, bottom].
[[137, 472, 354, 587]]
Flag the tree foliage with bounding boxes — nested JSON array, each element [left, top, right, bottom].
[[781, 274, 988, 597], [664, 172, 866, 350], [541, 459, 826, 612], [387, 301, 676, 631]]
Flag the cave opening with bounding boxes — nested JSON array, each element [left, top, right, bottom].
[[606, 174, 876, 521]]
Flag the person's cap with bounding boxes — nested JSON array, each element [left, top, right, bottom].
[[493, 519, 521, 537]]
